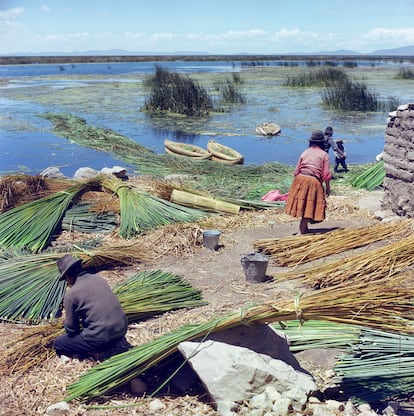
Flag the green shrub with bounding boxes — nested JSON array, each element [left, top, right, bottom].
[[144, 66, 213, 116], [284, 68, 348, 87]]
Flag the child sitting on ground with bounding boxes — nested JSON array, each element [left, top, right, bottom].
[[334, 140, 348, 172]]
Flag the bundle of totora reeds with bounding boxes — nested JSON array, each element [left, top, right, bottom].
[[272, 234, 414, 288], [254, 219, 411, 267], [65, 278, 414, 401], [0, 269, 206, 376]]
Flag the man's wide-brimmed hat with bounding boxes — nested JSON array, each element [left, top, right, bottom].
[[309, 130, 325, 142], [57, 254, 82, 281]]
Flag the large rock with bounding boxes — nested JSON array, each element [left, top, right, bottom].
[[178, 340, 316, 415], [177, 324, 316, 415]]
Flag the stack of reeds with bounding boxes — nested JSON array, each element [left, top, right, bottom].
[[0, 177, 102, 252], [0, 243, 149, 322], [101, 174, 207, 238], [273, 233, 414, 288], [0, 269, 206, 376], [65, 278, 414, 401], [254, 220, 411, 267], [350, 160, 385, 190]]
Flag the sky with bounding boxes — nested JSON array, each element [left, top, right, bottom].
[[1, 0, 414, 55]]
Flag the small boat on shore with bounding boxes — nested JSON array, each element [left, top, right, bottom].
[[164, 139, 212, 160], [207, 140, 244, 165]]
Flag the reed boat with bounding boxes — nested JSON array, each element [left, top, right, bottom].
[[164, 139, 211, 160], [256, 122, 281, 136], [207, 140, 244, 165]]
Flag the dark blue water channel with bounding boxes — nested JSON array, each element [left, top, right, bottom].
[[1, 59, 413, 177]]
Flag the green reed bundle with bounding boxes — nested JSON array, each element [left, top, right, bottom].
[[0, 177, 101, 252], [113, 270, 206, 321], [334, 328, 414, 402], [65, 278, 414, 401], [0, 270, 205, 375], [0, 243, 149, 322], [101, 175, 207, 238]]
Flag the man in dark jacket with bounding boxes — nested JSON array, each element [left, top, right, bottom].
[[53, 254, 129, 360]]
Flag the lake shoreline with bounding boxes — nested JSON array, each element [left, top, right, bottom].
[[1, 54, 414, 65]]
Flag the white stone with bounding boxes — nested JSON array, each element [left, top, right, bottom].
[[249, 392, 272, 411], [148, 398, 166, 412], [264, 384, 281, 403], [73, 167, 99, 180], [45, 401, 70, 415], [271, 397, 291, 416]]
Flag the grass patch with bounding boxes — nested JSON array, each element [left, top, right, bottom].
[[321, 79, 400, 112], [395, 68, 414, 79], [284, 67, 348, 87]]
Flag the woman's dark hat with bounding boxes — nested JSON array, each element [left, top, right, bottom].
[[309, 130, 325, 142], [57, 254, 82, 281]]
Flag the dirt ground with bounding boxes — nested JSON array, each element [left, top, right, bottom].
[[0, 188, 385, 416]]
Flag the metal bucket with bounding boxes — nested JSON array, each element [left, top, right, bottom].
[[241, 252, 269, 283], [202, 230, 221, 250]]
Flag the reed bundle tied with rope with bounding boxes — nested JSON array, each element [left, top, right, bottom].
[[254, 219, 411, 267], [273, 233, 414, 288], [101, 174, 207, 238], [65, 278, 414, 402]]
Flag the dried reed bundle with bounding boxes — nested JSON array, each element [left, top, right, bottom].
[[101, 175, 207, 238], [254, 219, 411, 267], [171, 189, 240, 215], [66, 278, 414, 401], [140, 222, 203, 259], [0, 177, 102, 252], [0, 322, 64, 376], [273, 234, 414, 288]]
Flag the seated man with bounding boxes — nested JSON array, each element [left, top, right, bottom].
[[53, 254, 130, 360]]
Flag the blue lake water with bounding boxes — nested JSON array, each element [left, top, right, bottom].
[[1, 59, 413, 177]]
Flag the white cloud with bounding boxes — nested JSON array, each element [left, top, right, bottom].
[[0, 7, 24, 37], [0, 7, 24, 20], [41, 5, 50, 12]]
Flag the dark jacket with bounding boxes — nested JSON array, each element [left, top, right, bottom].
[[63, 272, 128, 343]]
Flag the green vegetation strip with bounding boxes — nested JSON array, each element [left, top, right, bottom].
[[40, 113, 294, 198]]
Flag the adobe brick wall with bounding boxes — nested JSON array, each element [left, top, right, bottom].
[[382, 103, 414, 216]]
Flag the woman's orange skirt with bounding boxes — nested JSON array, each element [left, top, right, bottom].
[[285, 174, 326, 222]]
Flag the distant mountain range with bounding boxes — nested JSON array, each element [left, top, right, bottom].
[[1, 45, 414, 57]]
